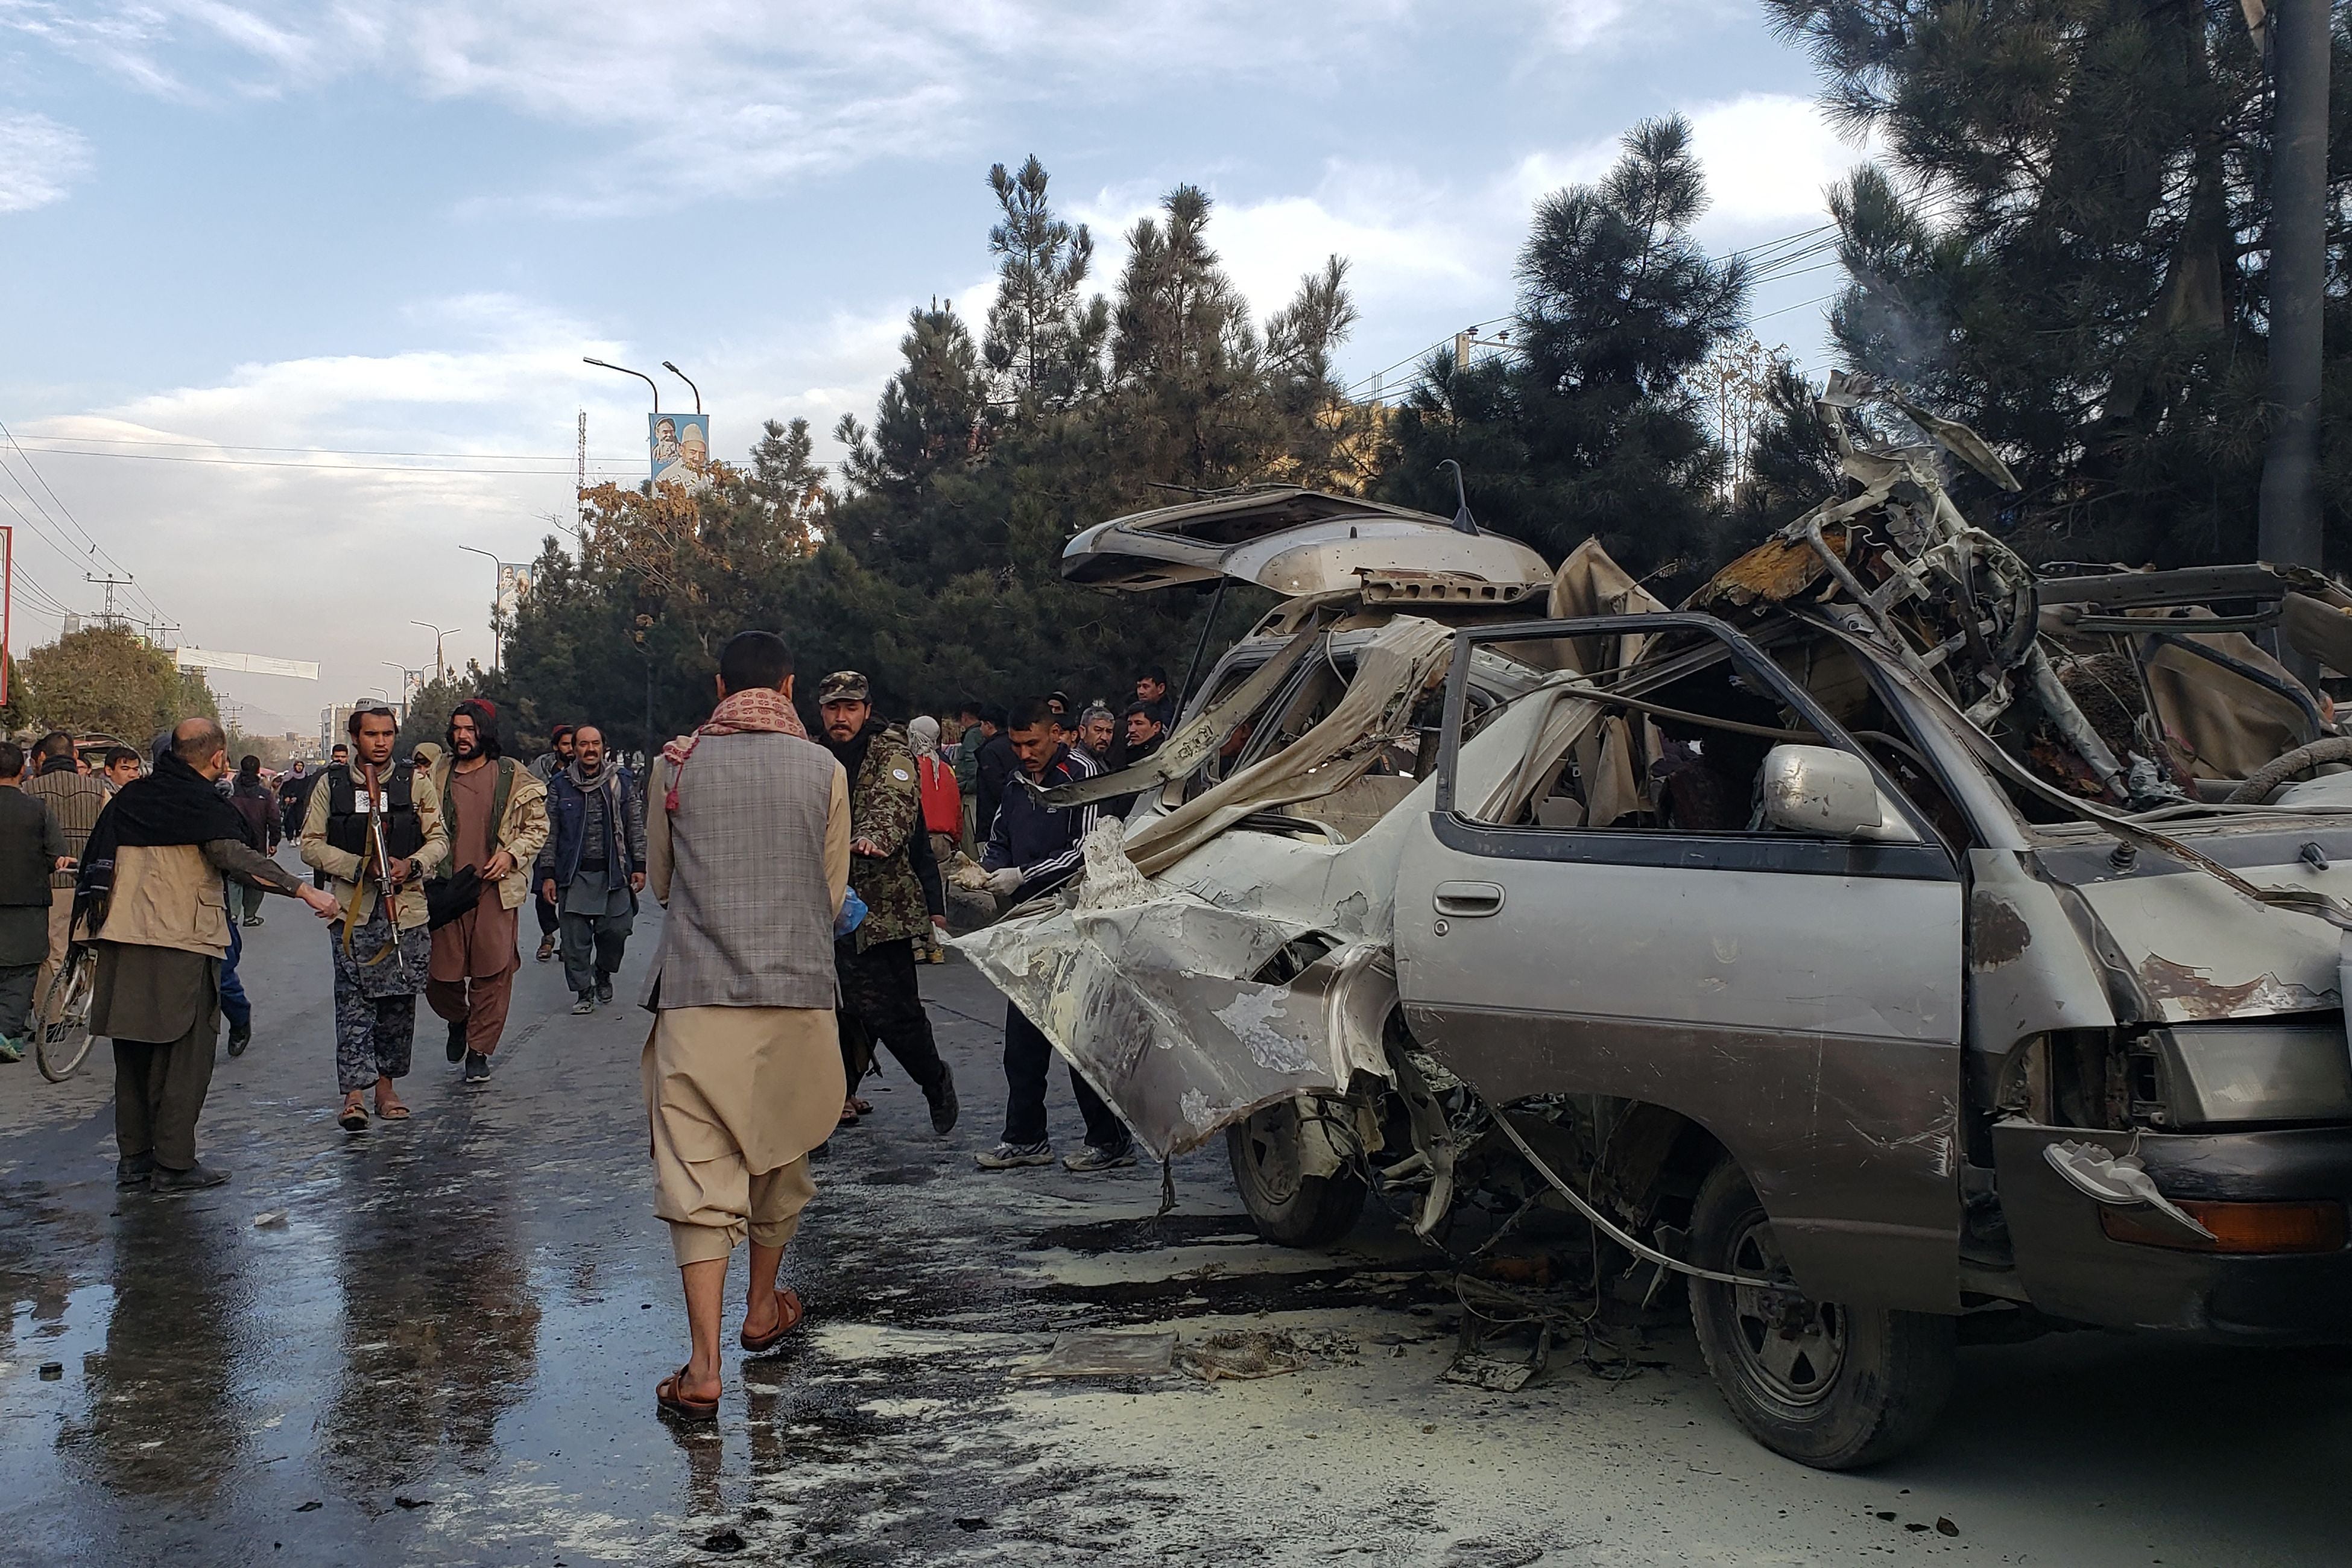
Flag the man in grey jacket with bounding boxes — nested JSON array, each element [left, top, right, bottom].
[[640, 630, 849, 1424], [536, 725, 646, 1014]]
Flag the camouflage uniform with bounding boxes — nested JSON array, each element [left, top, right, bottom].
[[845, 724, 927, 953], [818, 672, 954, 1127]]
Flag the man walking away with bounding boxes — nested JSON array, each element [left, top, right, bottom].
[[426, 700, 548, 1084], [972, 706, 1017, 844], [527, 725, 576, 963], [642, 630, 849, 1423], [279, 762, 309, 839], [0, 744, 69, 1063], [226, 757, 280, 927], [975, 700, 1135, 1173], [538, 725, 646, 1014], [25, 730, 106, 1025], [301, 707, 448, 1132], [90, 719, 340, 1187], [816, 673, 958, 1136]]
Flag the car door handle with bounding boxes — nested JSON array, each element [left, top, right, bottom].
[[1432, 880, 1505, 917]]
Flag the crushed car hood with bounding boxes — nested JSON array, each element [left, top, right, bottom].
[[1061, 485, 1554, 598]]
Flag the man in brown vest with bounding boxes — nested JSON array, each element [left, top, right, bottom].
[[640, 630, 849, 1423], [425, 699, 547, 1085], [24, 730, 105, 1023]]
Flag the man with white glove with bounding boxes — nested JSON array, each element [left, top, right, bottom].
[[973, 698, 1134, 1174]]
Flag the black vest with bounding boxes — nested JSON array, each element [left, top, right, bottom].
[[324, 763, 425, 860]]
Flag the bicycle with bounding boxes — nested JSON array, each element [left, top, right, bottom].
[[36, 944, 96, 1083]]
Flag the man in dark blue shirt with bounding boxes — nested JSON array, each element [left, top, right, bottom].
[[973, 699, 1132, 1174]]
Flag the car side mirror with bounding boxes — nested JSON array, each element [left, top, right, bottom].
[[1760, 745, 1884, 838]]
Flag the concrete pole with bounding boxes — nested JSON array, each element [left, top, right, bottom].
[[2257, 0, 2330, 575]]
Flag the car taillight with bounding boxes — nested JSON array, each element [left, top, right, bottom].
[[2101, 1200, 2348, 1254]]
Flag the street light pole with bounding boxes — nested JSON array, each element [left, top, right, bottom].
[[409, 621, 455, 682], [660, 361, 703, 414], [457, 543, 504, 675], [583, 356, 661, 413]]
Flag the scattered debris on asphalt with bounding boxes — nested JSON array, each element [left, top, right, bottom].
[[1175, 1327, 1358, 1383], [1023, 1329, 1177, 1377], [1442, 1350, 1538, 1393]]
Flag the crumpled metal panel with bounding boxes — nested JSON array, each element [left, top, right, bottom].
[[955, 892, 1396, 1159]]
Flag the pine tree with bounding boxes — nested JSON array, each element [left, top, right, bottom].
[[982, 156, 1109, 411], [1378, 115, 1748, 577], [1768, 0, 2352, 566]]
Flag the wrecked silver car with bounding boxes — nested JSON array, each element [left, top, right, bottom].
[[957, 380, 2352, 1470]]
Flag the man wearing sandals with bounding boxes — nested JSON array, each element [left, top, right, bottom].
[[641, 630, 850, 1423], [301, 706, 449, 1131]]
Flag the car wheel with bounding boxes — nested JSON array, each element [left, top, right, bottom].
[[1687, 1158, 1955, 1469], [1227, 1099, 1367, 1248]]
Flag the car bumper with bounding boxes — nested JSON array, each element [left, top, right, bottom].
[[1993, 1120, 2352, 1342]]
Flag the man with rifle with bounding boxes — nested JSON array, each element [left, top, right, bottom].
[[301, 705, 449, 1131]]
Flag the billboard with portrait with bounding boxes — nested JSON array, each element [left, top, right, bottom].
[[650, 413, 712, 486], [496, 561, 533, 622]]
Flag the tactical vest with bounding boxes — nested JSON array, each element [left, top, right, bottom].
[[324, 762, 425, 861]]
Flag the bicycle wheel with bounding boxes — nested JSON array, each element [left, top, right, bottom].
[[36, 949, 97, 1083]]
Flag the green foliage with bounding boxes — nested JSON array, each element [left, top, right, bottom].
[[15, 625, 217, 742], [1376, 116, 1750, 580], [1767, 0, 2352, 566]]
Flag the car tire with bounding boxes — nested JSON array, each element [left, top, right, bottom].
[[1227, 1099, 1368, 1248], [1687, 1158, 1955, 1470]]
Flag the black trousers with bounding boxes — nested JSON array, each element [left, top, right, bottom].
[[114, 1018, 217, 1171], [1001, 1001, 1126, 1151], [534, 882, 559, 938], [836, 936, 946, 1094]]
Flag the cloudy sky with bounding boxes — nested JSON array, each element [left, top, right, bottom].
[[0, 0, 1859, 731]]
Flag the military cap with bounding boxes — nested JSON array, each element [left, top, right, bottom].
[[817, 670, 871, 703]]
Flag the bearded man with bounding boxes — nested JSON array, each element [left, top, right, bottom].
[[537, 725, 646, 1014], [425, 700, 548, 1084]]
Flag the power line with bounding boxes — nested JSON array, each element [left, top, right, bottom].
[[0, 420, 161, 621]]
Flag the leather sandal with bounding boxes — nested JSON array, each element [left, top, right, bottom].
[[739, 1288, 805, 1354], [656, 1365, 719, 1423], [338, 1101, 369, 1133]]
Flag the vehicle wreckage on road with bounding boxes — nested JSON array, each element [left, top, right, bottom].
[[956, 373, 2352, 1469]]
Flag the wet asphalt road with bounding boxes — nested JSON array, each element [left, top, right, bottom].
[[2, 858, 2350, 1566]]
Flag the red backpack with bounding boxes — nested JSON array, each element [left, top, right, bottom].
[[917, 755, 962, 835]]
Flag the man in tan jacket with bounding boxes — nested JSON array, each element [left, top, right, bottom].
[[425, 698, 547, 1084], [88, 719, 339, 1190], [300, 706, 449, 1130]]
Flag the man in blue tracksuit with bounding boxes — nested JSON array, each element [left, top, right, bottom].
[[973, 698, 1133, 1174]]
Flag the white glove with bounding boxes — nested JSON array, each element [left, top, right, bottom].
[[985, 867, 1025, 897]]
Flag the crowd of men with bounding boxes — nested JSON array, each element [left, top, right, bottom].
[[0, 643, 1181, 1421]]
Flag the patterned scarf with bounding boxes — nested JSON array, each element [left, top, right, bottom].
[[660, 686, 808, 811]]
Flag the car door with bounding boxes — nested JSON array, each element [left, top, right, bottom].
[[1393, 613, 1967, 1312]]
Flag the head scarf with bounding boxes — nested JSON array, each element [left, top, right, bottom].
[[907, 715, 941, 757], [659, 687, 808, 812]]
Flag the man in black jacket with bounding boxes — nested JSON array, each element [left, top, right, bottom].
[[0, 743, 68, 1063], [973, 700, 1133, 1174]]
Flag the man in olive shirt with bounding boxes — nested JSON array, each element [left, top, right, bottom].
[[24, 730, 106, 1019]]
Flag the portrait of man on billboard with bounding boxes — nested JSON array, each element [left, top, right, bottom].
[[650, 413, 709, 486]]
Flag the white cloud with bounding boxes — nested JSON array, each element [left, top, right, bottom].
[[1686, 91, 1868, 231], [0, 112, 93, 212], [5, 0, 1657, 211]]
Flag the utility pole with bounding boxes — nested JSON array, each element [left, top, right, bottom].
[[409, 621, 455, 682], [577, 409, 587, 502], [458, 544, 504, 674], [84, 572, 135, 628], [2257, 0, 2329, 580]]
